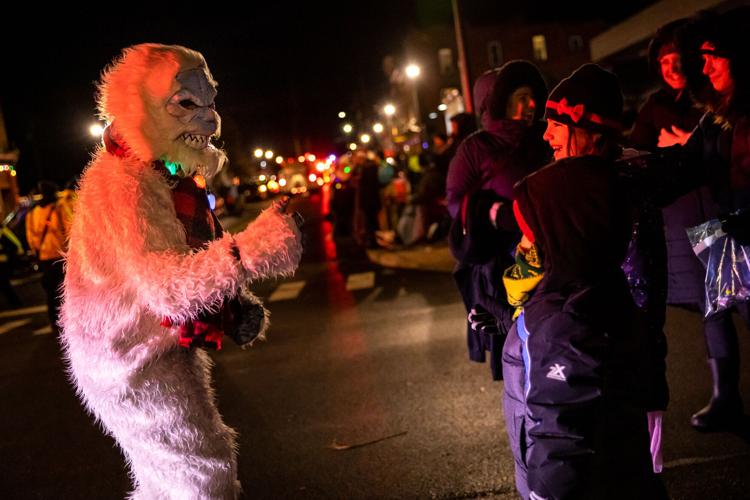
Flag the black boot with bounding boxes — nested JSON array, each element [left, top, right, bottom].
[[691, 357, 745, 431]]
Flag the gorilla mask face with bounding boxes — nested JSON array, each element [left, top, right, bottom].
[[98, 44, 227, 179], [161, 66, 226, 178]]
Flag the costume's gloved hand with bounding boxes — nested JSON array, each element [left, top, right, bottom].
[[721, 209, 750, 246], [234, 196, 303, 279], [468, 305, 499, 334]]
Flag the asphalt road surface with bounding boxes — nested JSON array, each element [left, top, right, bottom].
[[1, 191, 749, 499]]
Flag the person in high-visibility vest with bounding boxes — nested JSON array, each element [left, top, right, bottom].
[[25, 180, 70, 332]]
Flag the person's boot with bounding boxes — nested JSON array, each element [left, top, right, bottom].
[[690, 357, 745, 431]]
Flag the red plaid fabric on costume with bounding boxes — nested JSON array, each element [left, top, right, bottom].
[[103, 124, 228, 350]]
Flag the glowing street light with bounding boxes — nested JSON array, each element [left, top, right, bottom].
[[338, 111, 346, 119], [383, 103, 396, 116], [275, 156, 284, 164], [89, 123, 104, 138], [372, 123, 384, 134], [438, 104, 448, 111], [349, 143, 357, 151], [254, 148, 264, 158], [342, 123, 353, 134], [360, 133, 371, 144], [405, 63, 421, 79], [264, 150, 274, 160]]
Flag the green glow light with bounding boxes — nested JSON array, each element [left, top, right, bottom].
[[344, 166, 351, 174], [164, 161, 181, 176]]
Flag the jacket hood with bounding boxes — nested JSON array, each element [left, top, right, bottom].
[[513, 156, 631, 292], [487, 60, 548, 122]]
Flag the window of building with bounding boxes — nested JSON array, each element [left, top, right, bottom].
[[532, 35, 548, 61], [568, 35, 584, 52], [438, 48, 454, 76], [487, 41, 503, 68]]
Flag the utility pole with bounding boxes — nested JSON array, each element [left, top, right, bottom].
[[452, 0, 473, 114]]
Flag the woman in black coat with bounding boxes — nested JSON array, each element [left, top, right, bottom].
[[446, 60, 551, 380]]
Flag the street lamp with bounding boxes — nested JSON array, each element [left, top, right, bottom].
[[383, 103, 396, 116], [372, 122, 384, 134], [89, 123, 104, 138], [405, 63, 421, 132], [254, 148, 263, 158], [342, 123, 353, 134], [338, 111, 346, 119], [360, 133, 371, 144], [264, 150, 274, 160]]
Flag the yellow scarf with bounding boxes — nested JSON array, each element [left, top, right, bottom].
[[503, 243, 544, 319]]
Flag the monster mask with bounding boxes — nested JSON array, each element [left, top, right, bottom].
[[97, 44, 227, 178]]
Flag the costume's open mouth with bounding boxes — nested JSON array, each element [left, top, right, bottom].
[[181, 133, 211, 150]]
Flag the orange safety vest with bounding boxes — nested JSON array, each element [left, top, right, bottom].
[[26, 201, 71, 261]]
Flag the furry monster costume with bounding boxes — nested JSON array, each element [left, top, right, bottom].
[[60, 44, 302, 499]]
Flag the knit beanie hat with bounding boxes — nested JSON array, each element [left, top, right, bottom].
[[544, 63, 624, 135], [647, 18, 688, 73]]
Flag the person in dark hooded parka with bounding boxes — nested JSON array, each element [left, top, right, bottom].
[[502, 64, 667, 499], [446, 60, 551, 380]]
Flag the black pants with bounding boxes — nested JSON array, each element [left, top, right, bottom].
[[704, 302, 750, 359], [40, 259, 65, 332]]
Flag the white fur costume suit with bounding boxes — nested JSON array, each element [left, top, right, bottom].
[[60, 44, 302, 499]]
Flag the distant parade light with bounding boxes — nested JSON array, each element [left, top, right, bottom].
[[89, 123, 104, 138], [298, 155, 306, 163], [438, 104, 448, 111], [275, 156, 284, 164], [279, 178, 287, 187], [264, 150, 274, 160], [342, 123, 353, 134], [372, 122, 384, 134], [260, 161, 267, 167], [349, 143, 357, 151], [308, 173, 317, 182], [254, 148, 264, 158], [405, 63, 421, 79], [383, 103, 396, 116], [360, 133, 371, 144], [338, 111, 346, 119], [306, 153, 316, 162], [259, 174, 267, 181], [316, 162, 326, 172], [429, 112, 438, 119]]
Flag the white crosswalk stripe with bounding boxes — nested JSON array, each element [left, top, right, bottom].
[[345, 272, 375, 291], [268, 281, 306, 302], [32, 325, 54, 335], [0, 318, 33, 335], [0, 304, 48, 319]]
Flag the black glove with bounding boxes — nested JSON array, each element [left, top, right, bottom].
[[468, 305, 500, 335], [721, 209, 750, 246]]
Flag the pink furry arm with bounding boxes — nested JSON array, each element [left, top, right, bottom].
[[232, 206, 303, 281]]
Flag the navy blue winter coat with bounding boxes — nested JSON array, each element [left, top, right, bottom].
[[503, 156, 658, 499]]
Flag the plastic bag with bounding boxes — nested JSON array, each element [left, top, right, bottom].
[[687, 219, 750, 317]]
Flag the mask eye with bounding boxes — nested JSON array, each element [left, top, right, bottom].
[[179, 99, 198, 110]]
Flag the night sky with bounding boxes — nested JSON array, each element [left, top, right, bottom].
[[2, 1, 654, 193]]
